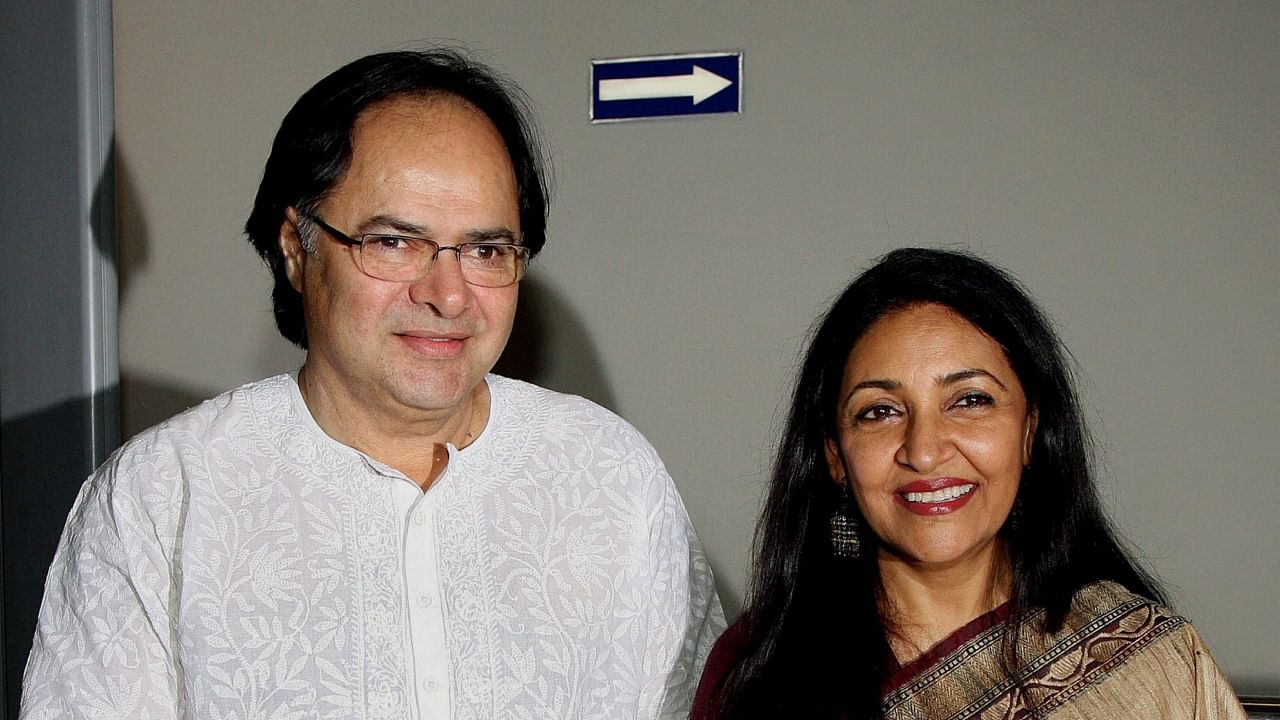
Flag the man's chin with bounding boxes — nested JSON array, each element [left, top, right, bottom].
[[389, 372, 487, 417]]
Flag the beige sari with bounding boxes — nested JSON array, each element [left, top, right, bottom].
[[882, 581, 1247, 719]]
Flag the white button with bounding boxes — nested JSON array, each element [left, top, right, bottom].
[[417, 594, 433, 608], [423, 677, 440, 693], [413, 512, 426, 527]]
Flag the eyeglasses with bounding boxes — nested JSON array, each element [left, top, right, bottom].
[[302, 213, 529, 288]]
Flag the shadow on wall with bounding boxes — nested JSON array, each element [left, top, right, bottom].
[[120, 374, 218, 438], [494, 275, 619, 413], [0, 389, 117, 713], [115, 150, 223, 438], [714, 572, 743, 621]]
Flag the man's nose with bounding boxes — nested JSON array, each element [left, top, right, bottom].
[[407, 249, 470, 317]]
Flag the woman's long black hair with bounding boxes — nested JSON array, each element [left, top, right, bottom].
[[701, 247, 1164, 719]]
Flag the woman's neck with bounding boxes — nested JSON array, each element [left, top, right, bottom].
[[877, 541, 1013, 664]]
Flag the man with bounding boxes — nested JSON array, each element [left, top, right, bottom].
[[21, 50, 724, 719]]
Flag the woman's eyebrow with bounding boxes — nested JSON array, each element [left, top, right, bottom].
[[840, 379, 900, 411], [938, 368, 1007, 390], [850, 378, 900, 393]]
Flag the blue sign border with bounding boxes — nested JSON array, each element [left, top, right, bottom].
[[590, 51, 743, 123]]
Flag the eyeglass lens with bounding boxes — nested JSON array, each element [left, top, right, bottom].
[[360, 236, 525, 287]]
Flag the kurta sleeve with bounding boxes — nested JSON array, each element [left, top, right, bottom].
[[690, 620, 749, 720], [20, 452, 182, 719], [638, 460, 726, 720]]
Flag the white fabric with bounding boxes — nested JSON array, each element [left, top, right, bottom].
[[20, 373, 725, 719]]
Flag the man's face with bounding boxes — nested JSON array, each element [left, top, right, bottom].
[[281, 96, 521, 420]]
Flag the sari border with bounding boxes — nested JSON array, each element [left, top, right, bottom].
[[1020, 602, 1186, 717], [881, 583, 1188, 720]]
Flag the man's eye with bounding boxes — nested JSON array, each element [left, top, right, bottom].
[[465, 244, 514, 264], [368, 235, 412, 251]]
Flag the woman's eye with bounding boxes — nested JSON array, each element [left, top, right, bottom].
[[953, 392, 994, 409], [856, 404, 899, 422]]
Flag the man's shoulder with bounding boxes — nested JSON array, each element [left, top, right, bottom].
[[482, 375, 686, 517], [486, 374, 663, 461], [109, 373, 296, 470], [488, 374, 635, 432], [68, 375, 295, 532]]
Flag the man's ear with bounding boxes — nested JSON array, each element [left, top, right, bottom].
[[1023, 405, 1039, 467], [279, 208, 308, 293], [824, 437, 846, 487]]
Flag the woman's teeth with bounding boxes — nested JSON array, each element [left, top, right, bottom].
[[903, 484, 975, 503]]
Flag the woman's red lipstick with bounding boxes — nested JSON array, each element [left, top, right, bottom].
[[893, 478, 976, 516]]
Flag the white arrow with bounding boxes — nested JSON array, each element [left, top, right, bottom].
[[598, 65, 733, 105]]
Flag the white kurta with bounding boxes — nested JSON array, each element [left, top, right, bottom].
[[20, 374, 725, 719]]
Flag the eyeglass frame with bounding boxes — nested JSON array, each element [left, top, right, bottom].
[[300, 212, 530, 288]]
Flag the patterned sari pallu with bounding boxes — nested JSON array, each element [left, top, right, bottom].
[[882, 582, 1247, 720]]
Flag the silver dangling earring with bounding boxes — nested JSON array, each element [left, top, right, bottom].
[[830, 484, 862, 559]]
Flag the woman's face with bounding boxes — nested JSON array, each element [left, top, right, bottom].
[[824, 303, 1036, 571]]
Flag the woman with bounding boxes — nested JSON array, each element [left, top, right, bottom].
[[693, 248, 1245, 719]]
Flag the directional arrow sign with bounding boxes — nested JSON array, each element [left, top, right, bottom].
[[591, 52, 742, 122], [598, 65, 733, 105]]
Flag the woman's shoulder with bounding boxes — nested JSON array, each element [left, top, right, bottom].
[[1065, 580, 1184, 629], [1054, 580, 1197, 662], [1048, 582, 1246, 718]]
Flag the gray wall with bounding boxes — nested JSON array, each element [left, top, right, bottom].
[[112, 2, 1279, 692]]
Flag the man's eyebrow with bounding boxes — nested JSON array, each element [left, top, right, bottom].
[[358, 214, 431, 236], [464, 228, 519, 244], [358, 215, 519, 244], [938, 368, 1007, 390]]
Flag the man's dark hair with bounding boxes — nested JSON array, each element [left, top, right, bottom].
[[699, 247, 1165, 719], [244, 49, 550, 348]]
